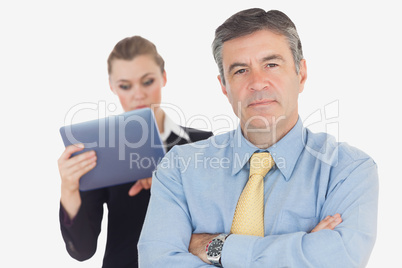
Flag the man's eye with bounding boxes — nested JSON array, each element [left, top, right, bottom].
[[266, 63, 278, 68], [143, 78, 154, 86], [119, 84, 131, 90], [234, 69, 246, 75]]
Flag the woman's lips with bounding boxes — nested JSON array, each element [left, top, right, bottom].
[[134, 105, 149, 110]]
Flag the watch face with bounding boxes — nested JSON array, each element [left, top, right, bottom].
[[207, 239, 223, 257]]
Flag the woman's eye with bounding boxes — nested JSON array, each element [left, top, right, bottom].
[[143, 78, 154, 86], [119, 84, 131, 90]]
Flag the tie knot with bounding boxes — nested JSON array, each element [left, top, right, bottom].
[[250, 152, 274, 177]]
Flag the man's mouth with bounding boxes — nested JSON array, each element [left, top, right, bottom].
[[248, 99, 276, 107]]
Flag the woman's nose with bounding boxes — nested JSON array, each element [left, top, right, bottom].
[[132, 86, 146, 99]]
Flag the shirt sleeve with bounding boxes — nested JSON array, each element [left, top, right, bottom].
[[138, 150, 211, 267], [221, 157, 379, 268], [59, 188, 106, 261]]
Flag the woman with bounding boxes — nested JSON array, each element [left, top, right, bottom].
[[58, 36, 213, 267]]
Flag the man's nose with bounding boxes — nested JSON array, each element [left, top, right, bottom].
[[249, 69, 269, 91]]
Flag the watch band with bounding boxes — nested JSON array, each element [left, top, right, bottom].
[[206, 233, 230, 267]]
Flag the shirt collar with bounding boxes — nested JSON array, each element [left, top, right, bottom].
[[231, 125, 263, 176], [231, 117, 306, 181], [159, 113, 190, 143]]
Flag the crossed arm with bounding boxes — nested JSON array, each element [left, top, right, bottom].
[[189, 214, 342, 264]]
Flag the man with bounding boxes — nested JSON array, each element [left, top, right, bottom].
[[138, 8, 378, 267]]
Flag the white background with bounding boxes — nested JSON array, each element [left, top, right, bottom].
[[1, 0, 400, 267]]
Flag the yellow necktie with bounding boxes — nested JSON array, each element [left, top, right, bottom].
[[230, 152, 275, 237]]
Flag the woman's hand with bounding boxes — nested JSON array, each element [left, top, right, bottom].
[[58, 144, 97, 219], [128, 177, 152, 196]]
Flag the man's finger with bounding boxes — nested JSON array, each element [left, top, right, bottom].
[[311, 214, 342, 233], [326, 213, 342, 230]]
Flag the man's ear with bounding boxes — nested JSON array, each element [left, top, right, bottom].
[[298, 59, 308, 93], [218, 75, 228, 97]]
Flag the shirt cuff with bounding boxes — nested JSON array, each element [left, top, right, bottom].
[[221, 234, 259, 267]]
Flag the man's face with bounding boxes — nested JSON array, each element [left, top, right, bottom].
[[219, 30, 307, 133]]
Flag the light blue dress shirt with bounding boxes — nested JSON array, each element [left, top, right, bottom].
[[138, 118, 378, 268]]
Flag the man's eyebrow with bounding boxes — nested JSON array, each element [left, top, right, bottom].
[[227, 54, 285, 74]]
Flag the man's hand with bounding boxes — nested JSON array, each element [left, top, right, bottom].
[[189, 233, 217, 264], [128, 177, 152, 196], [311, 213, 342, 233]]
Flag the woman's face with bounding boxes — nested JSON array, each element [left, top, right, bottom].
[[109, 55, 166, 112]]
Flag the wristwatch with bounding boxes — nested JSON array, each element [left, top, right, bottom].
[[206, 233, 230, 267]]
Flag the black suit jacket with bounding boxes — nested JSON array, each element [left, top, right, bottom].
[[59, 127, 212, 268]]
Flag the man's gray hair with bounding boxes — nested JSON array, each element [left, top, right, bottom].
[[212, 8, 303, 85]]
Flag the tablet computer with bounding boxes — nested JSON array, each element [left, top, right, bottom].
[[59, 108, 166, 191]]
